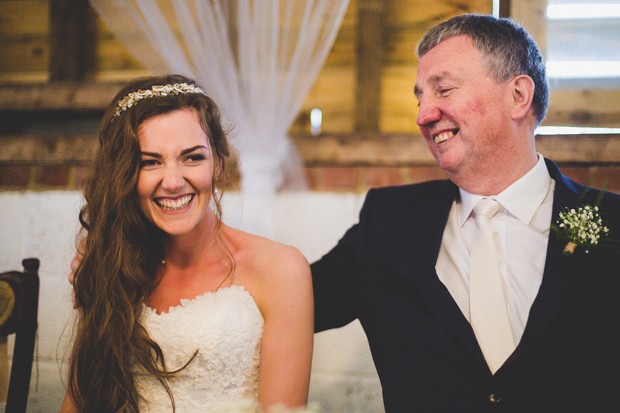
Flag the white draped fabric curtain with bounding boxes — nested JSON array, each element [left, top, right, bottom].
[[89, 0, 350, 237]]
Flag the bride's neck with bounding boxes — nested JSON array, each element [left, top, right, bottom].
[[162, 216, 219, 267]]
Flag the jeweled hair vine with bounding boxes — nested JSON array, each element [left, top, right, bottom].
[[113, 83, 208, 117]]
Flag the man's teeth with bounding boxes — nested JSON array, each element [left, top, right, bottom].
[[434, 131, 454, 144], [157, 195, 193, 211]]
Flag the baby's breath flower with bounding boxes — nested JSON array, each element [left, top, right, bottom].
[[551, 203, 611, 257]]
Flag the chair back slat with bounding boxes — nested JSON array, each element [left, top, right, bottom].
[[0, 258, 40, 413]]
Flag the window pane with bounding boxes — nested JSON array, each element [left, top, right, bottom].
[[546, 1, 620, 88]]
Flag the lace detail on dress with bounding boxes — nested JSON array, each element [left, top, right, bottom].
[[135, 285, 264, 413]]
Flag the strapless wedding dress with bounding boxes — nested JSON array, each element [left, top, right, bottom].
[[136, 285, 264, 413]]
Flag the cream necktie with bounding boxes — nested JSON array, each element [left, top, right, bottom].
[[469, 198, 515, 374]]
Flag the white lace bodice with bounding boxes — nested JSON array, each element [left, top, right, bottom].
[[136, 285, 264, 413]]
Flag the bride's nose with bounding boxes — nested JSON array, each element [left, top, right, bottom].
[[162, 164, 185, 192]]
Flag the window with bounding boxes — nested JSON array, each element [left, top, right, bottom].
[[546, 0, 620, 89]]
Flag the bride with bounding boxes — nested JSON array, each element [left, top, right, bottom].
[[61, 75, 313, 413]]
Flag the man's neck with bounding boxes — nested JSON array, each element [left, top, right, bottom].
[[448, 151, 539, 196]]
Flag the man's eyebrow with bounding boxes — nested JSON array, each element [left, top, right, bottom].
[[432, 72, 453, 82], [414, 85, 422, 98], [414, 72, 456, 98]]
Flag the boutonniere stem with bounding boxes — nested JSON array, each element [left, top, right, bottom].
[[562, 242, 577, 257]]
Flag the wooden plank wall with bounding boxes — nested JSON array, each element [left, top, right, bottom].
[[0, 0, 50, 82], [1, 0, 620, 193], [296, 0, 494, 133], [2, 0, 619, 130]]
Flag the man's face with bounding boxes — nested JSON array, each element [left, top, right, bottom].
[[415, 35, 516, 182]]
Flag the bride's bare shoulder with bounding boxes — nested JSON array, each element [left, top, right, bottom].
[[221, 225, 310, 282], [222, 226, 312, 317]]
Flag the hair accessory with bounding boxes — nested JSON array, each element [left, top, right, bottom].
[[113, 83, 207, 117]]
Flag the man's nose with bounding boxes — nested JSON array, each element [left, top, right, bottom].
[[162, 164, 185, 191], [416, 101, 442, 127]]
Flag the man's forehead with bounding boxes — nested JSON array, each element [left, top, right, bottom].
[[418, 35, 478, 64]]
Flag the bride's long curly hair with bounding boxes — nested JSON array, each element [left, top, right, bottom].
[[68, 74, 231, 413]]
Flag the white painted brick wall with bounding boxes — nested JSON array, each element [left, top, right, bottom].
[[0, 191, 383, 413]]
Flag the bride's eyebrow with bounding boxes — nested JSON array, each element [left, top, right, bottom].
[[141, 151, 161, 158], [180, 145, 208, 155], [140, 145, 208, 158]]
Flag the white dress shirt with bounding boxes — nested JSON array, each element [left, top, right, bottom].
[[435, 155, 555, 345]]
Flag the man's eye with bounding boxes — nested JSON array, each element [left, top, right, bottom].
[[437, 88, 453, 96]]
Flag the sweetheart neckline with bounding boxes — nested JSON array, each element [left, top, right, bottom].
[[143, 284, 251, 316]]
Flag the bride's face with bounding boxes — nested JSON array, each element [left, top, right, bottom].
[[136, 108, 215, 236]]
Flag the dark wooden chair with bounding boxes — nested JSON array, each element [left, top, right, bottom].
[[0, 258, 40, 413]]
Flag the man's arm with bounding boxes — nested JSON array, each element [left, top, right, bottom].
[[311, 190, 375, 332]]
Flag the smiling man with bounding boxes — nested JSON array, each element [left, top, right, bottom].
[[415, 34, 538, 195], [311, 14, 620, 412]]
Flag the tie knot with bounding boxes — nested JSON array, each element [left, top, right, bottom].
[[474, 198, 501, 219]]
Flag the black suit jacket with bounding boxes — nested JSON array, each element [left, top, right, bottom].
[[312, 159, 620, 412]]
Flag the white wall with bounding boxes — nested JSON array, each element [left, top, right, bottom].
[[0, 191, 384, 413], [0, 191, 82, 413]]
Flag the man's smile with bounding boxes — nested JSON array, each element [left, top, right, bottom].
[[434, 129, 458, 144]]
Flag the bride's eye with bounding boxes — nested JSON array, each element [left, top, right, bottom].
[[186, 154, 206, 163], [140, 159, 159, 168]]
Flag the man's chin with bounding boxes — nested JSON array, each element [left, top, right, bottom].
[[436, 156, 463, 175]]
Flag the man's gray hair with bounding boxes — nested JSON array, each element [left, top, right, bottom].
[[417, 14, 549, 125]]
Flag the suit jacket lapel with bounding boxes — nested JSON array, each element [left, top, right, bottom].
[[409, 181, 488, 366], [511, 159, 587, 359]]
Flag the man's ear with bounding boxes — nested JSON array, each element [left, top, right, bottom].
[[510, 75, 535, 121]]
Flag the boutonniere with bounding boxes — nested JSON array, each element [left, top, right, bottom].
[[550, 189, 615, 258]]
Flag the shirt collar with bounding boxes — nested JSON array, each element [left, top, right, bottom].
[[458, 154, 552, 226]]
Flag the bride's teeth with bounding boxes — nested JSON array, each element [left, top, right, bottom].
[[157, 195, 193, 211], [435, 131, 454, 144]]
